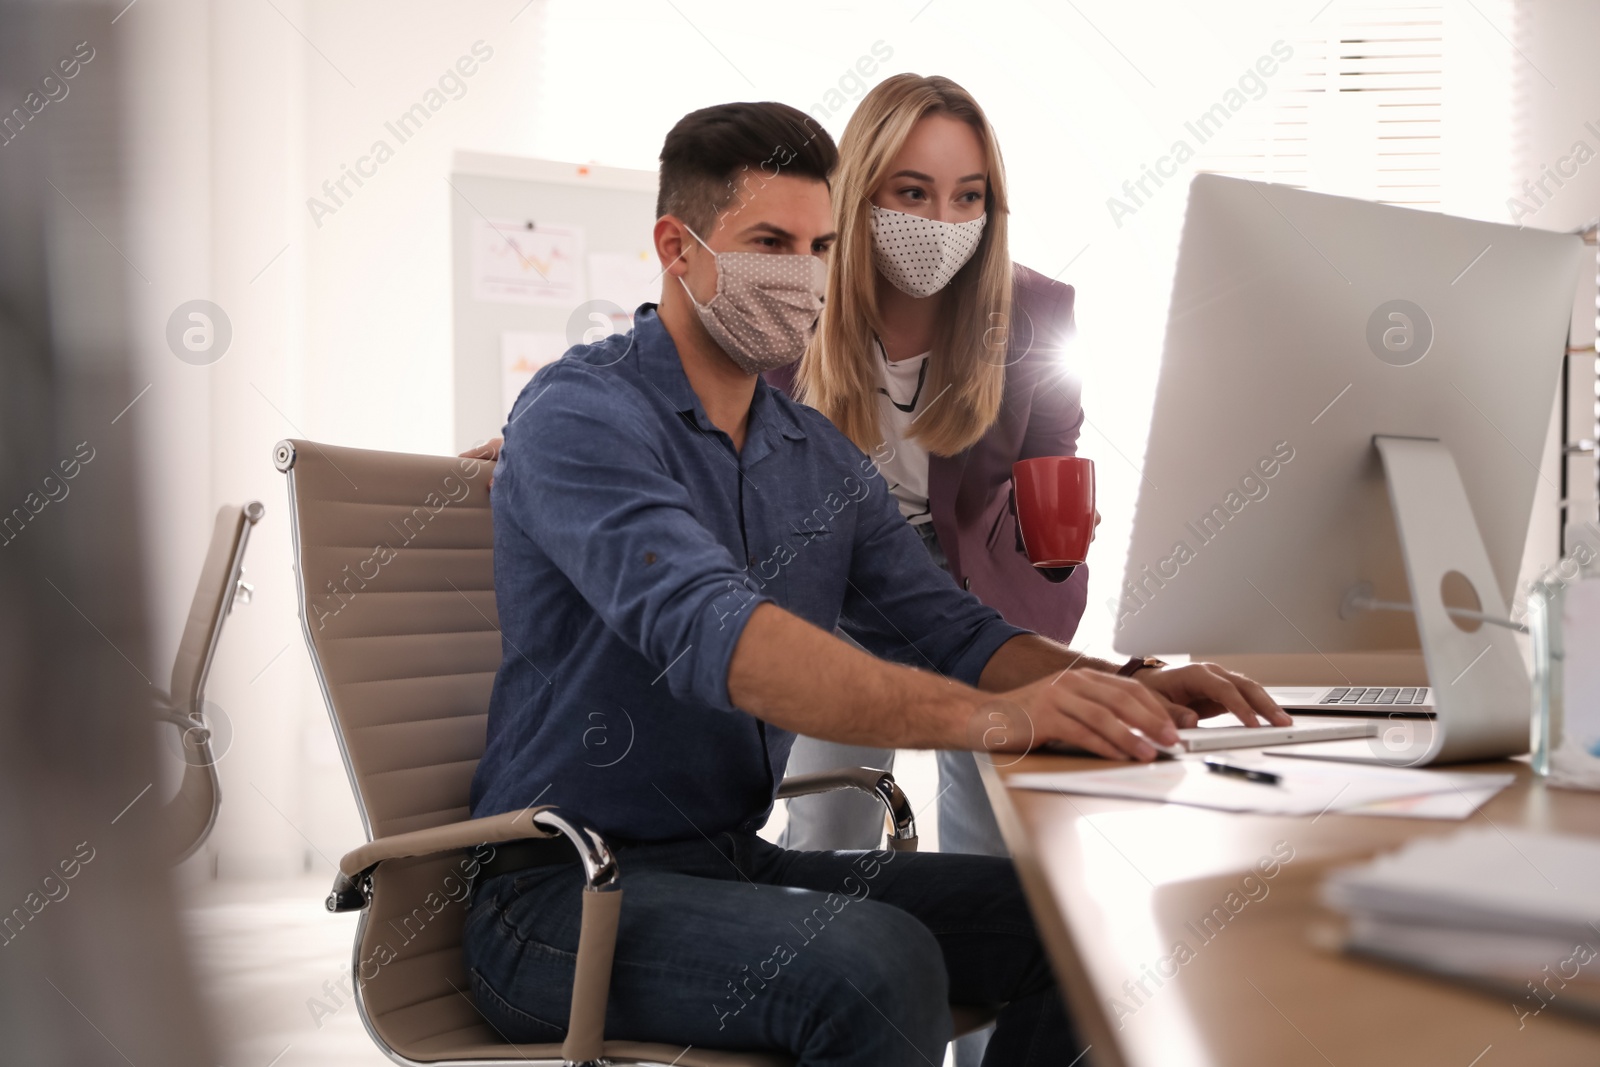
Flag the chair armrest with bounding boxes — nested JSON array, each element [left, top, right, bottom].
[[328, 806, 623, 1066], [326, 805, 623, 910], [333, 806, 549, 878], [776, 767, 919, 851]]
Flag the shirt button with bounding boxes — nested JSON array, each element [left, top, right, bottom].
[[748, 554, 757, 566], [962, 577, 972, 591]]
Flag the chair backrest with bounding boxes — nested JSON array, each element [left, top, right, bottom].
[[277, 441, 806, 1066], [274, 439, 499, 839], [276, 439, 514, 1061], [170, 502, 263, 713], [165, 501, 262, 864]]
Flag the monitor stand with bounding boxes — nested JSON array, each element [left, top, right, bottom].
[[1304, 436, 1531, 766]]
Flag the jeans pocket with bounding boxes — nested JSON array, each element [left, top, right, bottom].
[[469, 966, 568, 1043], [510, 863, 573, 895]]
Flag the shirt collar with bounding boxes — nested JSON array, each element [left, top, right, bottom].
[[632, 307, 704, 419], [630, 306, 809, 457]]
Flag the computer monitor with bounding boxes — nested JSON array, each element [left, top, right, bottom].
[[1115, 174, 1584, 656]]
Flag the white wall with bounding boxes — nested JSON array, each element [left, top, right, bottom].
[[126, 1, 559, 879], [125, 0, 318, 878], [1513, 1, 1600, 236]]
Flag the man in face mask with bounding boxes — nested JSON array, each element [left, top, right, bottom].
[[655, 126, 833, 448], [467, 101, 1275, 1065]]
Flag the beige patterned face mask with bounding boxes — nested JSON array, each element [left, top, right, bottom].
[[870, 205, 987, 298], [678, 225, 827, 375]]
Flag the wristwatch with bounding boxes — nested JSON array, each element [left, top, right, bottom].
[[1117, 655, 1168, 677]]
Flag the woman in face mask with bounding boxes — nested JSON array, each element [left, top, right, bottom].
[[771, 74, 1093, 871]]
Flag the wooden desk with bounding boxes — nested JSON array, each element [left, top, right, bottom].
[[981, 753, 1600, 1067]]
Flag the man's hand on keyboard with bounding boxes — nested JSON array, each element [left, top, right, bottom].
[[1133, 662, 1292, 728]]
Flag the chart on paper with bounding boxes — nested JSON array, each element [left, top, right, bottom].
[[472, 218, 586, 305], [450, 153, 657, 451], [501, 331, 568, 416]]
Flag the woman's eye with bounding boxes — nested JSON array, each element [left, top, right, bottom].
[[899, 188, 925, 201]]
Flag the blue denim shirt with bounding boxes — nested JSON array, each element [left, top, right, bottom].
[[469, 307, 1028, 841]]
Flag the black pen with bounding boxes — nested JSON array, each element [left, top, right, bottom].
[[1203, 758, 1281, 786]]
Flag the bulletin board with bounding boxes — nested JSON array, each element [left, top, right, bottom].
[[449, 150, 659, 451]]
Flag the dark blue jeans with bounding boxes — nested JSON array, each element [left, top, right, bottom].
[[462, 831, 1078, 1065]]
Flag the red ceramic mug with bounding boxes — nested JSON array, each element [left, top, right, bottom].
[[1012, 457, 1095, 568]]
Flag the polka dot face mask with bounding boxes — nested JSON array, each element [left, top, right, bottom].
[[678, 225, 827, 375], [870, 205, 987, 298]]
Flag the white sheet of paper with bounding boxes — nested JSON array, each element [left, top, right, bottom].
[[588, 250, 660, 314], [473, 219, 585, 306], [1009, 755, 1486, 817], [501, 331, 569, 417], [1338, 775, 1513, 819]]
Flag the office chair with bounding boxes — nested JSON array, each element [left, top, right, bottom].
[[156, 501, 263, 863], [275, 438, 996, 1067]]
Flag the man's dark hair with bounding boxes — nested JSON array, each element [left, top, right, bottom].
[[656, 101, 838, 234]]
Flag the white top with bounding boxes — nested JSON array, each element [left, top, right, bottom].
[[873, 340, 934, 526]]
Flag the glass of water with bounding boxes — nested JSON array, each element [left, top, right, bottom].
[[1528, 579, 1563, 776], [1529, 575, 1600, 786]]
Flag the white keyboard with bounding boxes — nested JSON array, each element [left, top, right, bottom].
[[1174, 720, 1377, 754]]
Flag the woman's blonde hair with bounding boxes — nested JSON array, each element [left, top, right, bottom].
[[796, 73, 1011, 457]]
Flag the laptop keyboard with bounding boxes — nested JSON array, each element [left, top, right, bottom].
[[1319, 687, 1428, 706]]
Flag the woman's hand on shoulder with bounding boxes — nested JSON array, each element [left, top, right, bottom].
[[459, 437, 502, 462], [459, 437, 503, 486]]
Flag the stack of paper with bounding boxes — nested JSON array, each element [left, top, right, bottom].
[[1323, 828, 1600, 1025], [1009, 756, 1512, 818]]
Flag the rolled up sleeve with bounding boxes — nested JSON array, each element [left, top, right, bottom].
[[497, 366, 770, 712], [839, 461, 1028, 687]]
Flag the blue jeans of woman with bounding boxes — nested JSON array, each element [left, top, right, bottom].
[[462, 830, 1079, 1066]]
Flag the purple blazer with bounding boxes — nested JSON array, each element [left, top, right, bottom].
[[768, 263, 1090, 643]]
